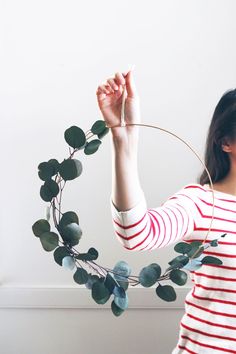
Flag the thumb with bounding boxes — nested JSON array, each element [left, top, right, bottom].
[[122, 68, 137, 98]]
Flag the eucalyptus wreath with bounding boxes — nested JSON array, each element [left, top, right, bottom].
[[32, 120, 227, 317]]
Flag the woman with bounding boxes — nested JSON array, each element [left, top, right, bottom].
[[96, 70, 236, 353]]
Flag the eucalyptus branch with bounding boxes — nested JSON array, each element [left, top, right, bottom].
[[33, 120, 227, 316]]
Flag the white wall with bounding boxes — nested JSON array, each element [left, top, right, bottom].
[[1, 0, 236, 353]]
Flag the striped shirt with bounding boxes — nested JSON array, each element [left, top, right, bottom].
[[110, 183, 236, 353]]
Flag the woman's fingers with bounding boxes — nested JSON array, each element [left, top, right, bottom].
[[107, 78, 119, 91], [115, 72, 126, 86]]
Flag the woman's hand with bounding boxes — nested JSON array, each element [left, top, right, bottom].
[[96, 69, 141, 141]]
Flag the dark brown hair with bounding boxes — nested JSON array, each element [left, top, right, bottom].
[[197, 89, 236, 185]]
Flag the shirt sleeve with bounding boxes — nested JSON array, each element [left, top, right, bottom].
[[110, 184, 200, 252]]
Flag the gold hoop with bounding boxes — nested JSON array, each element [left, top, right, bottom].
[[107, 86, 216, 248]]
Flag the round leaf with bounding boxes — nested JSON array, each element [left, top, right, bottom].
[[59, 211, 79, 228], [139, 265, 159, 287], [201, 256, 223, 265], [60, 222, 82, 246], [38, 161, 55, 181], [40, 232, 59, 251], [40, 179, 59, 202], [59, 159, 83, 181], [64, 126, 86, 149], [73, 267, 89, 284], [169, 269, 188, 286], [85, 274, 100, 289], [84, 139, 102, 155], [53, 246, 72, 266], [174, 242, 192, 254], [111, 300, 124, 317], [62, 256, 76, 270], [32, 219, 50, 237], [114, 292, 129, 310], [91, 120, 107, 135], [113, 261, 131, 281], [97, 127, 109, 139], [92, 281, 111, 304], [156, 284, 176, 302]]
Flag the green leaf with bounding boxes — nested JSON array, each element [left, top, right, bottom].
[[156, 284, 176, 302], [53, 246, 72, 266], [104, 272, 120, 294], [182, 259, 202, 271], [40, 179, 59, 202], [114, 292, 129, 310], [38, 161, 55, 181], [62, 256, 76, 270], [97, 127, 109, 139], [113, 285, 126, 298], [85, 274, 100, 290], [113, 261, 131, 281], [73, 267, 89, 284], [84, 139, 102, 155], [210, 239, 218, 247], [91, 120, 107, 135], [149, 263, 162, 278], [59, 211, 79, 228], [168, 255, 189, 267], [75, 247, 98, 261], [64, 126, 86, 149], [201, 256, 223, 265], [48, 159, 60, 175], [40, 232, 59, 251], [139, 265, 160, 287], [169, 269, 188, 286], [117, 279, 129, 291], [111, 300, 125, 317], [174, 242, 192, 254], [59, 222, 82, 247], [59, 159, 83, 181], [186, 241, 203, 258], [32, 219, 50, 237], [92, 281, 111, 304]]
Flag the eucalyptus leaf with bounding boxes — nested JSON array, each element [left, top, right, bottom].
[[32, 219, 50, 237], [84, 139, 102, 155], [139, 265, 160, 287], [59, 211, 79, 228], [182, 259, 202, 271], [59, 159, 83, 181], [40, 179, 59, 202], [91, 120, 107, 135], [85, 274, 100, 289], [114, 292, 129, 310], [156, 284, 176, 302], [73, 267, 89, 284], [53, 246, 72, 266], [169, 269, 188, 286], [92, 281, 111, 304], [62, 256, 76, 270], [64, 126, 86, 149], [174, 242, 192, 254], [113, 261, 131, 281], [38, 161, 55, 181], [97, 127, 109, 139], [40, 231, 59, 251], [201, 256, 222, 265], [111, 300, 125, 317], [60, 222, 82, 246]]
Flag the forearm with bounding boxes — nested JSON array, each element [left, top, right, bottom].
[[110, 132, 144, 212]]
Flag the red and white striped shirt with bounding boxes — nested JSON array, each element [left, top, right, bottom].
[[110, 183, 236, 353]]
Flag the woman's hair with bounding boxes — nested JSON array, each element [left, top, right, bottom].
[[197, 88, 236, 185]]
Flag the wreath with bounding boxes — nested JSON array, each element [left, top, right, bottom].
[[32, 115, 227, 317]]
